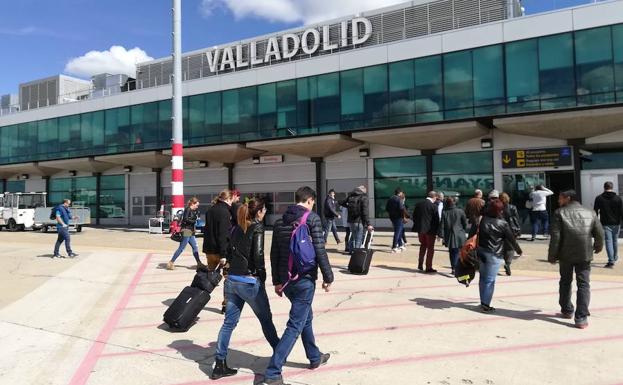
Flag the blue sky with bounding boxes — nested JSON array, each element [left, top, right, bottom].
[[0, 0, 595, 96]]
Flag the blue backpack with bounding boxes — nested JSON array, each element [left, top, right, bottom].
[[281, 210, 316, 292]]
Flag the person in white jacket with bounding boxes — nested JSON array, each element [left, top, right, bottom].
[[529, 184, 554, 241]]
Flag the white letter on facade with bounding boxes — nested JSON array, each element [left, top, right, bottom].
[[281, 33, 301, 59], [322, 25, 338, 51], [352, 17, 372, 45], [301, 28, 320, 55], [264, 37, 282, 62], [205, 49, 221, 73], [250, 41, 264, 66], [220, 47, 235, 71], [236, 44, 248, 68]]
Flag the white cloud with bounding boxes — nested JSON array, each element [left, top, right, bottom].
[[64, 46, 154, 78], [200, 0, 407, 24]]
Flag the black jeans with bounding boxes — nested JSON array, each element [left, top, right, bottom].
[[559, 261, 591, 321]]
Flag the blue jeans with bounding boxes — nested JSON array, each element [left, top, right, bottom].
[[324, 218, 340, 243], [478, 248, 504, 306], [449, 248, 460, 270], [170, 235, 200, 263], [391, 218, 404, 249], [530, 210, 549, 238], [603, 225, 620, 264], [54, 226, 72, 255], [265, 278, 321, 380], [216, 279, 279, 360], [349, 222, 364, 250]]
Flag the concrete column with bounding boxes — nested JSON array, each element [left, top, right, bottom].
[[225, 163, 234, 190], [568, 139, 585, 203], [311, 157, 324, 215], [94, 173, 101, 225], [422, 149, 436, 192]]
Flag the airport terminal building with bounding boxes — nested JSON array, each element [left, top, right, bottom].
[[1, 0, 623, 227]]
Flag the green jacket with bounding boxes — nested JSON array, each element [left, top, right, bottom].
[[548, 201, 604, 264]]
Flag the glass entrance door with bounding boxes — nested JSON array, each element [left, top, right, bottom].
[[503, 173, 546, 233]]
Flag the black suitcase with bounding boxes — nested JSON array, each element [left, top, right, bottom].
[[191, 267, 223, 293], [348, 230, 374, 275], [163, 286, 211, 331]]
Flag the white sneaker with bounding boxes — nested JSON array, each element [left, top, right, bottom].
[[399, 245, 407, 251], [391, 248, 402, 253]]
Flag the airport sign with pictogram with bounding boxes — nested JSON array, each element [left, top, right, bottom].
[[501, 147, 572, 169]]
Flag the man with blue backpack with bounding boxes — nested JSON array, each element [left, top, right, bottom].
[[260, 186, 334, 385], [52, 199, 78, 258]]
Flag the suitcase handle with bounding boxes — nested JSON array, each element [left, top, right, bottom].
[[363, 229, 374, 250]]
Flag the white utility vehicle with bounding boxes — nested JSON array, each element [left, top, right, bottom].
[[0, 192, 47, 231]]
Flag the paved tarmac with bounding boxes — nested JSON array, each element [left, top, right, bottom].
[[0, 228, 622, 385]]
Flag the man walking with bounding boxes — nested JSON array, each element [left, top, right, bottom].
[[323, 189, 341, 245], [261, 186, 334, 385], [548, 190, 604, 329], [412, 191, 440, 273], [386, 188, 406, 253], [465, 189, 485, 228], [53, 199, 78, 258], [341, 185, 373, 250], [529, 184, 554, 241], [594, 181, 622, 268]]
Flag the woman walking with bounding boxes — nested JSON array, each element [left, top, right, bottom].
[[476, 199, 522, 312], [167, 197, 203, 270], [211, 198, 280, 380], [500, 192, 521, 276], [438, 196, 468, 274]]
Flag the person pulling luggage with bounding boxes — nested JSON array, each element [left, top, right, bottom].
[[211, 198, 280, 380], [167, 197, 204, 270]]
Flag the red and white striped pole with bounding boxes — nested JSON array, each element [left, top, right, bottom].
[[171, 0, 184, 214]]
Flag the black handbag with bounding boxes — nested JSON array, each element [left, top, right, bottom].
[[170, 232, 183, 242]]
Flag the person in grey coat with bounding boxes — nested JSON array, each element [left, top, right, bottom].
[[548, 190, 604, 329], [438, 196, 468, 274]]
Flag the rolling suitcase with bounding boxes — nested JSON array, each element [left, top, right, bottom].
[[163, 267, 222, 331], [348, 230, 374, 275], [163, 286, 211, 331]]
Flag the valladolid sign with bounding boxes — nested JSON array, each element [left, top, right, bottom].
[[205, 17, 373, 72]]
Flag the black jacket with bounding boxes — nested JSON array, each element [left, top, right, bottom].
[[180, 207, 200, 231], [230, 202, 242, 226], [503, 203, 521, 236], [324, 195, 340, 219], [270, 205, 334, 286], [385, 195, 404, 221], [340, 188, 369, 226], [412, 199, 439, 235], [477, 216, 523, 257], [227, 221, 267, 283], [594, 191, 623, 226], [202, 200, 232, 256], [549, 201, 604, 264]]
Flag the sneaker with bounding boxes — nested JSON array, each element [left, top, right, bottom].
[[210, 359, 237, 380], [559, 312, 573, 319], [424, 268, 437, 274], [166, 261, 175, 270], [68, 253, 78, 258], [52, 254, 63, 259], [309, 353, 331, 369], [480, 304, 496, 313], [504, 264, 511, 276], [391, 248, 401, 253], [399, 245, 407, 251], [605, 263, 614, 269], [575, 318, 589, 329]]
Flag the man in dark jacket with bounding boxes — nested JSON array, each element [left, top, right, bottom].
[[465, 189, 485, 231], [594, 181, 622, 268], [340, 186, 373, 251], [323, 189, 341, 244], [412, 191, 440, 273], [262, 186, 334, 385], [386, 188, 406, 253], [549, 190, 604, 329]]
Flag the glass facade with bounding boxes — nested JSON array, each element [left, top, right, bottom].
[[1, 24, 623, 165], [49, 177, 98, 218], [374, 151, 494, 217], [5, 180, 25, 193], [99, 175, 126, 218]]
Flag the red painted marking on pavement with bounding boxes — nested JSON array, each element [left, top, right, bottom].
[[67, 253, 152, 385], [454, 285, 623, 301], [100, 305, 623, 359], [168, 333, 623, 385], [135, 274, 417, 286]]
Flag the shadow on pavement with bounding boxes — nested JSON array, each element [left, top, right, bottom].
[[168, 340, 308, 382], [375, 264, 420, 274], [411, 297, 573, 327], [36, 254, 56, 258]]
